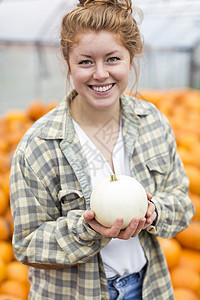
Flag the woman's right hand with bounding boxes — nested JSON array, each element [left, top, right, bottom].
[[83, 210, 146, 240]]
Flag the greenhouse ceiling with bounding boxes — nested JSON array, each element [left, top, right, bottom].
[[0, 0, 200, 50]]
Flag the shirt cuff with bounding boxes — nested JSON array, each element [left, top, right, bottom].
[[146, 200, 158, 234]]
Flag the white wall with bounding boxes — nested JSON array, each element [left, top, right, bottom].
[[0, 45, 199, 116]]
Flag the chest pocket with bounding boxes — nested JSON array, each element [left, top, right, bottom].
[[58, 189, 86, 216], [146, 156, 168, 174], [145, 153, 169, 192]]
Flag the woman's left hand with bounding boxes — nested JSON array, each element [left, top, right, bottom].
[[83, 209, 147, 240], [83, 193, 157, 240], [130, 193, 157, 237], [144, 196, 157, 228]]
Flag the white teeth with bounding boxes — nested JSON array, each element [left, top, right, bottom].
[[92, 84, 112, 92]]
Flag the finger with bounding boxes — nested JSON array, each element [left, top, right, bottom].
[[83, 210, 95, 222], [146, 192, 152, 200], [131, 218, 146, 237], [146, 201, 155, 218], [108, 218, 124, 238], [90, 217, 123, 238], [118, 217, 146, 240], [146, 211, 157, 225], [117, 218, 140, 240]]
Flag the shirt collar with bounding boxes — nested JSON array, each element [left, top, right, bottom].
[[38, 90, 151, 140], [37, 90, 77, 140], [120, 93, 151, 117]]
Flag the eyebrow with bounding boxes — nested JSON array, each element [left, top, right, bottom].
[[79, 51, 120, 58]]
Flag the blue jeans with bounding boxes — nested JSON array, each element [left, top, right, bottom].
[[107, 266, 146, 300]]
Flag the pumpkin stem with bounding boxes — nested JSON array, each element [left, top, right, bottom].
[[110, 174, 118, 182]]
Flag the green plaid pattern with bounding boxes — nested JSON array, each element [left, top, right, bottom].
[[10, 91, 194, 299]]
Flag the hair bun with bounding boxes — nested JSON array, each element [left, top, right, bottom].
[[79, 0, 86, 5], [78, 0, 115, 7], [78, 1, 132, 13], [78, 0, 90, 6]]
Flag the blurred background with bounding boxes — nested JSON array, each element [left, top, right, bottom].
[[0, 0, 200, 114], [0, 1, 200, 299]]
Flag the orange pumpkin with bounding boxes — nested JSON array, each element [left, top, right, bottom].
[[0, 295, 23, 300], [6, 261, 29, 284], [0, 217, 10, 241], [175, 220, 200, 251], [174, 288, 199, 300], [139, 89, 164, 106], [0, 152, 10, 174], [0, 189, 9, 216], [0, 241, 15, 264], [0, 280, 29, 299], [0, 259, 7, 283], [44, 101, 58, 114], [3, 208, 14, 237], [177, 147, 195, 166], [179, 249, 200, 274], [190, 193, 200, 221], [184, 165, 200, 195], [157, 237, 182, 269], [170, 266, 200, 293], [26, 100, 45, 121]]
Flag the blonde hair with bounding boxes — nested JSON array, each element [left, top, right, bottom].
[[60, 0, 143, 89]]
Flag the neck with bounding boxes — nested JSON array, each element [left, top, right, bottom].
[[70, 95, 121, 129]]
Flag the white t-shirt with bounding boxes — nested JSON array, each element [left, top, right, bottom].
[[73, 119, 147, 278]]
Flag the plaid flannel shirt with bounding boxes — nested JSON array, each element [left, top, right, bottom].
[[10, 91, 195, 299]]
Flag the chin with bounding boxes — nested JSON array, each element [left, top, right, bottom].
[[93, 99, 118, 110]]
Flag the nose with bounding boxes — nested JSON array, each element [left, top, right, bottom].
[[93, 62, 109, 81]]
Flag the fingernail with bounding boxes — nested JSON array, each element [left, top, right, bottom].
[[117, 218, 123, 224]]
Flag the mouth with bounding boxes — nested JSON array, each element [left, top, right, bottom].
[[89, 83, 115, 93]]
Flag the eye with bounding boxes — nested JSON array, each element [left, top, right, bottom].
[[107, 57, 120, 63], [79, 60, 93, 65]]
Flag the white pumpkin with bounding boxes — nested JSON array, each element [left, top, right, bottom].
[[90, 174, 148, 229]]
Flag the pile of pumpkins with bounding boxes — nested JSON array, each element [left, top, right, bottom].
[[0, 100, 57, 300], [141, 88, 200, 300], [0, 89, 199, 299]]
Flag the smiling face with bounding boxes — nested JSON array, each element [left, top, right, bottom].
[[68, 30, 132, 112]]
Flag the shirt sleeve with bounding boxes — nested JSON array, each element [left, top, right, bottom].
[[146, 113, 195, 238], [10, 149, 110, 269]]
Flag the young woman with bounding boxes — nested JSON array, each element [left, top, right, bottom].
[[10, 0, 194, 299]]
